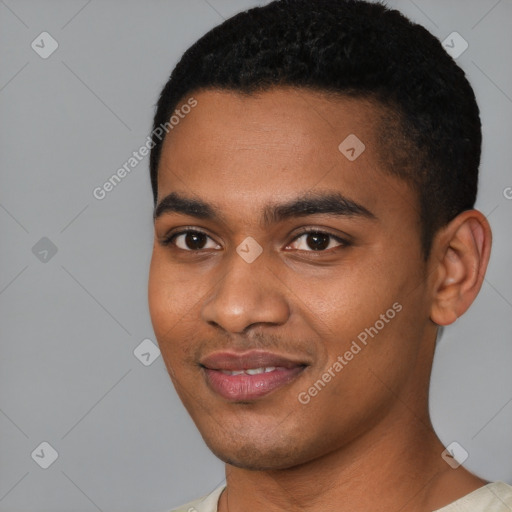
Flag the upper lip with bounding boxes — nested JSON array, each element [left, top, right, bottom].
[[200, 350, 308, 371]]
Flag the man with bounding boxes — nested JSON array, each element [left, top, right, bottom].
[[147, 1, 512, 511]]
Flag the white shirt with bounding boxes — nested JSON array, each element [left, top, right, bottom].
[[168, 481, 512, 512]]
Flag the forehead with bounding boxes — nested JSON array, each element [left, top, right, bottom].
[[156, 88, 415, 222]]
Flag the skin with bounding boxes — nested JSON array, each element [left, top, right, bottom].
[[148, 88, 492, 512]]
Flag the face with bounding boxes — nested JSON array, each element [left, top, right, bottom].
[[148, 88, 435, 470]]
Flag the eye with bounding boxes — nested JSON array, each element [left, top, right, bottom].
[[286, 230, 348, 252], [164, 230, 221, 251]]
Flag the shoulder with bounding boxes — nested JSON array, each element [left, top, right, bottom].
[[434, 481, 512, 511], [167, 484, 226, 512]]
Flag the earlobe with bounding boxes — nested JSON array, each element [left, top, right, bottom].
[[430, 210, 492, 326]]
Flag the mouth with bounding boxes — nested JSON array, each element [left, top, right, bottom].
[[199, 350, 308, 402]]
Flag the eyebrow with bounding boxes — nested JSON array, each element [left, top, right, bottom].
[[153, 191, 376, 224], [263, 192, 376, 224], [154, 192, 216, 220]]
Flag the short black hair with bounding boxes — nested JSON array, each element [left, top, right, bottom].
[[149, 0, 481, 257]]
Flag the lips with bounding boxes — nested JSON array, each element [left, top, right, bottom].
[[200, 350, 308, 401]]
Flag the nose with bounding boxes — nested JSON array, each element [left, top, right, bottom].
[[200, 250, 290, 334]]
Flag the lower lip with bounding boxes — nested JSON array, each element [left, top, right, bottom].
[[203, 366, 305, 401]]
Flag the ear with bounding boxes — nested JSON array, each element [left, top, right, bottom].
[[429, 210, 492, 326]]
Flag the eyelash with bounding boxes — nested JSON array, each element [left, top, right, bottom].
[[160, 227, 350, 252], [289, 228, 350, 251]]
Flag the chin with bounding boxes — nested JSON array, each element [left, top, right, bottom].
[[202, 431, 314, 471], [211, 446, 302, 471]]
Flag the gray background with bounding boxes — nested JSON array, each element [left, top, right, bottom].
[[0, 0, 511, 511]]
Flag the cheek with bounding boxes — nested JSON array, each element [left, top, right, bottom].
[[285, 261, 419, 380], [148, 252, 208, 368], [148, 255, 173, 335], [148, 252, 196, 330], [283, 261, 395, 334], [148, 257, 191, 370]]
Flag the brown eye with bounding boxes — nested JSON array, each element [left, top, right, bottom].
[[168, 231, 221, 251], [305, 233, 330, 250], [287, 231, 347, 252], [184, 232, 207, 250]]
